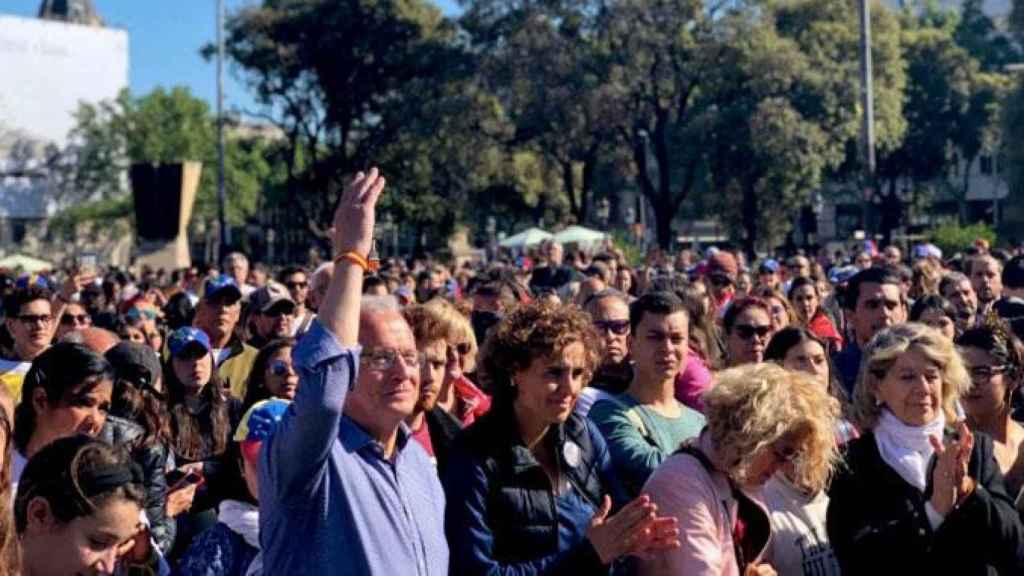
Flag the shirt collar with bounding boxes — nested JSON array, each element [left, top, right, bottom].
[[339, 415, 413, 457]]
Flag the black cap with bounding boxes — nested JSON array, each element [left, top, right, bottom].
[[105, 342, 162, 390]]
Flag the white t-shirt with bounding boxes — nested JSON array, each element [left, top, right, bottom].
[[763, 473, 841, 576]]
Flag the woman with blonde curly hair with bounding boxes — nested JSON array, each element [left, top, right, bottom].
[[639, 363, 840, 576], [443, 301, 680, 575], [827, 322, 1024, 574]]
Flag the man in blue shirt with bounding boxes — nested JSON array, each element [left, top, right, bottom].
[[833, 267, 907, 395], [259, 168, 448, 574]]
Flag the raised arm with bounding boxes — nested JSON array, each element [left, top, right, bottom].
[[261, 169, 386, 501]]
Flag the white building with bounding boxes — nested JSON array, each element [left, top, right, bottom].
[[0, 3, 128, 249]]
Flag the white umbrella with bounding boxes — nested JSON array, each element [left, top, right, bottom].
[[552, 225, 606, 246], [499, 227, 553, 248], [0, 253, 54, 273]]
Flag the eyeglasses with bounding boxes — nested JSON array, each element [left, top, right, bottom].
[[594, 320, 630, 336], [733, 324, 771, 340], [361, 348, 423, 371], [285, 281, 308, 290], [270, 359, 295, 377], [710, 274, 733, 287], [450, 343, 472, 356], [967, 364, 1007, 382], [17, 314, 53, 326], [60, 313, 91, 326]]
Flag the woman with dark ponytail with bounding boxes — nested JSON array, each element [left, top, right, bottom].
[[12, 342, 114, 492]]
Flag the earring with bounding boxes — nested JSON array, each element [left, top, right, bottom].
[[874, 397, 883, 407]]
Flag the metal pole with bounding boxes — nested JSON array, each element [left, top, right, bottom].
[[859, 0, 876, 233], [217, 0, 229, 260]]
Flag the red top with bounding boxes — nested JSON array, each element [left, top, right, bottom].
[[808, 309, 844, 351], [410, 419, 435, 458], [454, 375, 492, 426]]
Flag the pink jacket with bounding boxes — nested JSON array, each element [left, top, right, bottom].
[[638, 433, 772, 576], [674, 350, 713, 413]]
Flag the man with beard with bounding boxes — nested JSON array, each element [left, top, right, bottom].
[[970, 254, 1004, 318], [576, 290, 633, 416], [588, 291, 706, 497], [192, 274, 258, 398], [940, 271, 978, 332], [403, 304, 462, 473], [833, 267, 907, 394]]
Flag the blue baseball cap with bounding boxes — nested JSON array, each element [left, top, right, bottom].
[[168, 327, 212, 357], [203, 274, 242, 301], [758, 259, 780, 274], [828, 265, 860, 285]]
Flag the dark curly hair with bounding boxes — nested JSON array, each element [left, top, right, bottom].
[[478, 302, 600, 406]]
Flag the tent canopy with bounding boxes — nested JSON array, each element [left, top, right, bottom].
[[0, 254, 54, 273], [499, 227, 552, 248], [552, 225, 606, 246]]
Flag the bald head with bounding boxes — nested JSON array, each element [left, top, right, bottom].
[[61, 327, 121, 355]]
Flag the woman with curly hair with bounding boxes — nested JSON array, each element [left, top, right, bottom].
[[638, 363, 840, 576], [443, 301, 680, 575], [0, 389, 18, 576], [827, 323, 1024, 574]]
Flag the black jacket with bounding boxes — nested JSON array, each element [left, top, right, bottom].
[[99, 415, 175, 554], [443, 405, 626, 575], [827, 430, 1024, 575], [425, 406, 462, 474]]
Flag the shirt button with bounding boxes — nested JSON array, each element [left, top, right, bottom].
[[918, 528, 927, 536]]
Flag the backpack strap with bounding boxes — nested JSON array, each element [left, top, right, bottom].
[[675, 444, 749, 572]]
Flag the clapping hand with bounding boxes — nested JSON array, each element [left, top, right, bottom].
[[929, 421, 975, 516], [586, 494, 680, 564]]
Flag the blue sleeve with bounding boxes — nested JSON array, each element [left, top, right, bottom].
[[588, 419, 629, 509], [588, 399, 663, 497], [260, 320, 361, 502], [443, 444, 605, 576]]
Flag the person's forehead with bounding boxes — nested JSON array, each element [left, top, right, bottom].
[[20, 299, 51, 313], [285, 272, 307, 281], [790, 338, 825, 356], [737, 306, 770, 323], [859, 282, 900, 300], [420, 339, 447, 358], [637, 311, 688, 331], [593, 297, 629, 318], [361, 312, 416, 349]]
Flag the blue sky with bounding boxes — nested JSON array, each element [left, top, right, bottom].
[[3, 0, 459, 115]]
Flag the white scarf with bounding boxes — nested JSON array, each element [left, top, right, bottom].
[[874, 409, 945, 491], [218, 500, 263, 576]]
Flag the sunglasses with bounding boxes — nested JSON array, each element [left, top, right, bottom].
[[733, 324, 771, 340], [270, 359, 294, 377], [285, 281, 308, 290], [450, 342, 472, 356], [594, 320, 630, 336], [710, 275, 733, 287], [60, 313, 91, 326]]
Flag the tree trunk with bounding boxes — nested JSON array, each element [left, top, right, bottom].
[[654, 195, 675, 250], [562, 159, 582, 224], [742, 181, 758, 259], [960, 156, 973, 224]]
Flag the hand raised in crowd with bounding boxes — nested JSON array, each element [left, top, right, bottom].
[[60, 271, 96, 302], [333, 167, 386, 258], [586, 494, 680, 564], [929, 421, 976, 516]]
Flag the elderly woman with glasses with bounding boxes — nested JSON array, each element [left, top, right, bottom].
[[722, 298, 775, 368], [827, 322, 1024, 574], [957, 321, 1024, 502], [638, 362, 840, 576], [443, 301, 680, 575]]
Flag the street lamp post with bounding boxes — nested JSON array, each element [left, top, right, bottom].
[[485, 216, 497, 261], [216, 0, 229, 260], [858, 0, 877, 234]]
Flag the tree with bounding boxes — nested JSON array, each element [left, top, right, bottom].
[[221, 0, 463, 245], [52, 87, 271, 229]]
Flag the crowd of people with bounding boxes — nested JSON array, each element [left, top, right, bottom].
[[2, 169, 1024, 574]]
